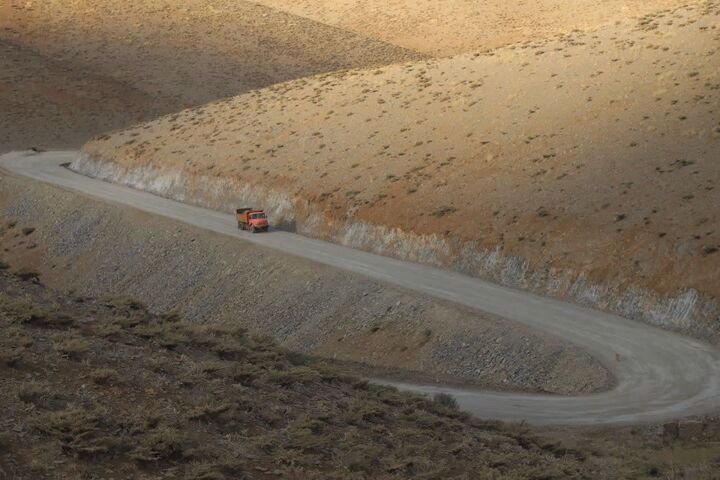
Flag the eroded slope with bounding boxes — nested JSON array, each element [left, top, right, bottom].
[[82, 2, 720, 337]]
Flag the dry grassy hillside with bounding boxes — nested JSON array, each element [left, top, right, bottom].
[[0, 0, 420, 154], [82, 1, 720, 336], [0, 271, 593, 479], [2, 271, 718, 478], [255, 0, 688, 55], [0, 0, 422, 106]]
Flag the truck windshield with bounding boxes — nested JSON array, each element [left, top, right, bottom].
[[250, 213, 266, 219]]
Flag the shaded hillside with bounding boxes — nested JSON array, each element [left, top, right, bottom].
[[0, 39, 174, 154], [0, 0, 423, 106], [255, 0, 687, 55], [81, 1, 720, 336], [0, 269, 591, 479], [2, 261, 720, 479]]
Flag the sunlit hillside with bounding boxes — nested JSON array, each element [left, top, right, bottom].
[[82, 1, 720, 334]]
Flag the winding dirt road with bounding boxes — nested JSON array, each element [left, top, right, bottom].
[[2, 150, 719, 425]]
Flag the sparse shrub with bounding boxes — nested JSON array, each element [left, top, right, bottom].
[[187, 403, 232, 422], [104, 296, 148, 312], [418, 328, 433, 346], [432, 392, 458, 410], [342, 444, 383, 472], [432, 206, 457, 217], [348, 403, 386, 425], [196, 360, 229, 376], [250, 433, 280, 454], [0, 260, 9, 269], [106, 296, 153, 329], [353, 379, 370, 390], [21, 227, 35, 236], [95, 322, 122, 338], [18, 383, 66, 410], [18, 383, 49, 404], [130, 427, 191, 462], [29, 312, 74, 328], [183, 462, 240, 480], [3, 297, 49, 324], [159, 310, 182, 323], [157, 327, 191, 349], [0, 431, 14, 452], [267, 366, 321, 386], [228, 364, 263, 386], [15, 268, 40, 282], [284, 350, 309, 366], [90, 368, 115, 385], [33, 409, 114, 456], [0, 347, 24, 367], [55, 336, 90, 359]]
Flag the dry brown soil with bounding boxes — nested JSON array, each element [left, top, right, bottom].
[[83, 2, 720, 322], [0, 0, 421, 155], [255, 0, 688, 55]]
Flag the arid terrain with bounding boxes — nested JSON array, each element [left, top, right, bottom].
[[0, 0, 420, 153], [0, 0, 422, 106], [1, 0, 719, 476], [80, 1, 720, 340], [254, 0, 689, 55]]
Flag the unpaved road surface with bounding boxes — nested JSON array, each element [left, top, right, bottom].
[[2, 150, 719, 425]]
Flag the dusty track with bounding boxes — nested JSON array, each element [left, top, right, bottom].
[[2, 150, 719, 425]]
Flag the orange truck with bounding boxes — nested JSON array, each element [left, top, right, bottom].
[[236, 208, 269, 232]]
